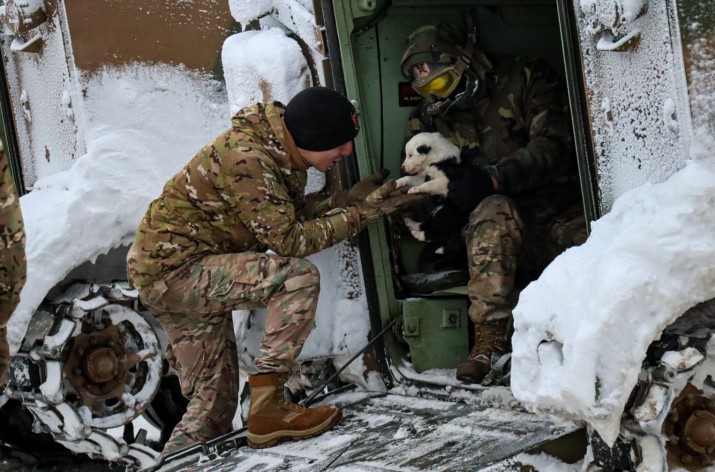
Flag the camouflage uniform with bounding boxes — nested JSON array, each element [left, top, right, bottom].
[[405, 36, 587, 323], [0, 142, 26, 381], [127, 102, 366, 454]]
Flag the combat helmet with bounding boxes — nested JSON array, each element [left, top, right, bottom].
[[400, 21, 477, 103]]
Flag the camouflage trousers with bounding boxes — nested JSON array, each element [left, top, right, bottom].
[[464, 187, 586, 323], [137, 252, 320, 455]]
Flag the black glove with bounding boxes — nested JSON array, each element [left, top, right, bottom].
[[447, 167, 495, 211]]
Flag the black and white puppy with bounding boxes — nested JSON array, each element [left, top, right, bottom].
[[396, 132, 473, 270], [396, 132, 459, 196]]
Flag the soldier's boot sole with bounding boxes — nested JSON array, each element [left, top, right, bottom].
[[247, 409, 342, 449]]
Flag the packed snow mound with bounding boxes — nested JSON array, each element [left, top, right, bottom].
[[9, 65, 230, 351], [222, 28, 311, 114], [228, 0, 273, 25], [511, 149, 715, 446]]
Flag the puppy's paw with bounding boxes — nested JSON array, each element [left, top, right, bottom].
[[403, 217, 425, 241], [395, 177, 411, 189], [407, 187, 423, 194]]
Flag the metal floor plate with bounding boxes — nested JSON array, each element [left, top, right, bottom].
[[164, 392, 580, 472]]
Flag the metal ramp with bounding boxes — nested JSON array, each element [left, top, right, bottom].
[[154, 391, 582, 472]]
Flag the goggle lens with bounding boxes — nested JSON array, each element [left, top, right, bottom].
[[413, 69, 460, 99]]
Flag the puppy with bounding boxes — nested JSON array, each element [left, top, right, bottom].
[[396, 132, 473, 271], [396, 132, 460, 196]]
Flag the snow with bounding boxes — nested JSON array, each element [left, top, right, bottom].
[[7, 63, 228, 350], [227, 0, 273, 25], [222, 28, 311, 114], [578, 0, 690, 211], [512, 142, 715, 446], [38, 360, 63, 404], [56, 402, 91, 439]]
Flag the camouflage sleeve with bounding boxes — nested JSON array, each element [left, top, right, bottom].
[[0, 147, 26, 326], [302, 192, 336, 220], [219, 149, 362, 257], [488, 59, 574, 195]]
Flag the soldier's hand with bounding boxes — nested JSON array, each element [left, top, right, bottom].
[[349, 169, 391, 202], [332, 169, 390, 207], [352, 180, 428, 226]]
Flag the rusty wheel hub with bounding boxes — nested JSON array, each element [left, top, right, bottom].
[[62, 306, 159, 429], [84, 346, 118, 384], [664, 384, 715, 469], [65, 324, 137, 411]]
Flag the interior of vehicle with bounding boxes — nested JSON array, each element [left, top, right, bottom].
[[326, 0, 588, 379]]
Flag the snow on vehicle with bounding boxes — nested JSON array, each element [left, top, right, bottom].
[[0, 0, 712, 471]]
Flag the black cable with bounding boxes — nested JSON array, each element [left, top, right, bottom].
[[300, 315, 401, 406]]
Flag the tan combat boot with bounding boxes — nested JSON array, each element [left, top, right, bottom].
[[456, 318, 511, 384], [247, 372, 342, 448]]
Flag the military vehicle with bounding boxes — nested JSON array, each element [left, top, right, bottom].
[[0, 0, 712, 470]]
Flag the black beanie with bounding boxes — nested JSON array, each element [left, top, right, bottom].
[[284, 86, 359, 151]]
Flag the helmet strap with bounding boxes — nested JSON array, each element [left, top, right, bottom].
[[453, 38, 475, 77]]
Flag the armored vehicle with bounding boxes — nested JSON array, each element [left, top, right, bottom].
[[0, 0, 712, 470]]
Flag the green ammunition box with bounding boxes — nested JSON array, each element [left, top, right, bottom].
[[401, 297, 469, 372]]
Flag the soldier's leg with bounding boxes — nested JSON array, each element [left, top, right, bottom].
[[457, 195, 524, 383], [139, 252, 321, 454], [548, 200, 588, 250], [152, 310, 238, 454], [464, 195, 525, 324], [516, 184, 586, 285], [159, 253, 335, 449], [253, 257, 319, 373]]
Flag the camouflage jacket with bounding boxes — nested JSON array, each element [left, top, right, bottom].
[[0, 144, 26, 326], [127, 102, 362, 288], [407, 54, 576, 195]]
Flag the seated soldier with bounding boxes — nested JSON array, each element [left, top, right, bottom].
[[400, 21, 587, 384]]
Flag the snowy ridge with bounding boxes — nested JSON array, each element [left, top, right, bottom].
[[512, 149, 715, 446], [9, 64, 230, 351], [222, 28, 311, 114]]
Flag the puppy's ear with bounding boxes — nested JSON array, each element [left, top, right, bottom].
[[416, 144, 431, 155]]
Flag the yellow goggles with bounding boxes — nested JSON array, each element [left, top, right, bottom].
[[412, 68, 461, 100]]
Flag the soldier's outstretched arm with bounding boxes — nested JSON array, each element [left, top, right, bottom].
[[218, 148, 364, 257], [303, 169, 391, 219]]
